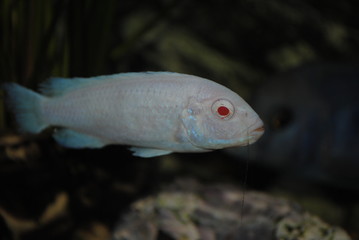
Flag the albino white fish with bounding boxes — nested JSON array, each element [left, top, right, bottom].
[[4, 72, 264, 157]]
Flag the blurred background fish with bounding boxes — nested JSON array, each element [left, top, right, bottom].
[[226, 63, 359, 189]]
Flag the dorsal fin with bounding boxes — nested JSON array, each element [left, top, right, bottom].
[[39, 77, 90, 96], [39, 72, 187, 96]]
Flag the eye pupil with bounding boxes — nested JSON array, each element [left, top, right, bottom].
[[217, 106, 230, 116]]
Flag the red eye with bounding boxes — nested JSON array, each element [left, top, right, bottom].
[[211, 99, 234, 120], [217, 106, 230, 117]]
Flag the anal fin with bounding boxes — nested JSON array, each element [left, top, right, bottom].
[[54, 129, 107, 149], [129, 147, 172, 158]]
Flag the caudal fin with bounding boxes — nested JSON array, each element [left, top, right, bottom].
[[3, 83, 48, 133]]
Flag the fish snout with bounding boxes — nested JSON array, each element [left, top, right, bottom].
[[250, 125, 265, 139], [252, 126, 265, 133], [245, 119, 265, 144]]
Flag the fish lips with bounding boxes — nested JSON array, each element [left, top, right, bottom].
[[234, 119, 265, 146]]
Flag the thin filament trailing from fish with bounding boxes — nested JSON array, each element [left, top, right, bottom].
[[240, 129, 250, 228]]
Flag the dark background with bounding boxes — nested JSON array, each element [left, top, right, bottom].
[[1, 0, 359, 239]]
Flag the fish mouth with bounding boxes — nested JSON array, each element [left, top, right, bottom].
[[249, 120, 265, 136], [236, 120, 265, 146], [252, 126, 265, 133], [249, 126, 265, 140]]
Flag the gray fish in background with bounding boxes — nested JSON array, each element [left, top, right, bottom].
[[4, 72, 264, 158], [226, 63, 359, 188]]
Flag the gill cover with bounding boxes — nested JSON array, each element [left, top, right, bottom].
[[181, 97, 236, 149]]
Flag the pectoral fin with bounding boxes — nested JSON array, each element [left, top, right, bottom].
[[129, 147, 172, 158], [54, 129, 107, 148]]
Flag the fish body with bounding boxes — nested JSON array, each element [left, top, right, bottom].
[[4, 72, 264, 157]]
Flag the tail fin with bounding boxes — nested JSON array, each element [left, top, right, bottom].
[[3, 83, 48, 133]]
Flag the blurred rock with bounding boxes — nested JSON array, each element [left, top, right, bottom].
[[0, 192, 69, 240], [74, 222, 111, 240], [112, 178, 351, 240], [0, 132, 42, 164]]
